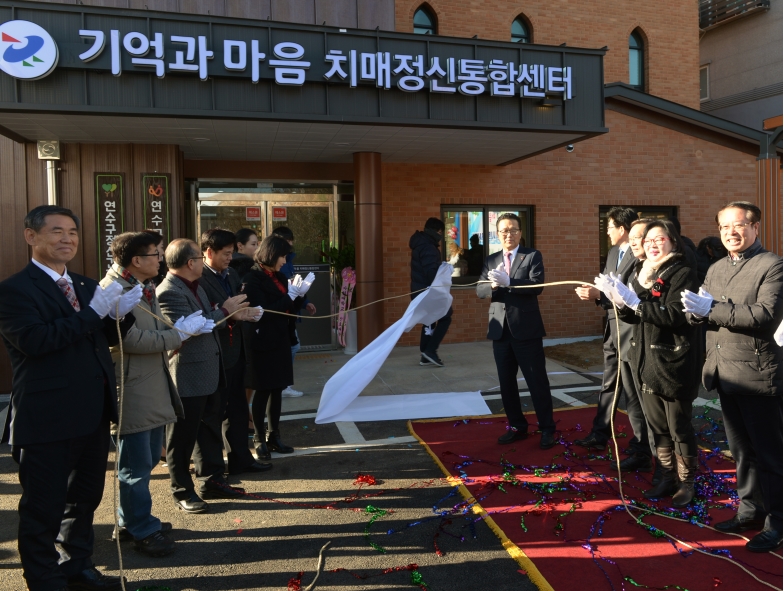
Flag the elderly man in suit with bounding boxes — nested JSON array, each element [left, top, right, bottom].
[[477, 213, 556, 449], [683, 201, 783, 552], [157, 238, 259, 513], [0, 205, 140, 591], [200, 228, 270, 473], [574, 207, 655, 472]]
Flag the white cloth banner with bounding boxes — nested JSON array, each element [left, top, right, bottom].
[[316, 264, 480, 424], [325, 392, 491, 422]]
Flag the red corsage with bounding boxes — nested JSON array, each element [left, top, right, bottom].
[[651, 278, 665, 298]]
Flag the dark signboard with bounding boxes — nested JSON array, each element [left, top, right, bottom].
[[141, 173, 170, 241], [95, 172, 124, 276]]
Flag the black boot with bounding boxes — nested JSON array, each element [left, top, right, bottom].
[[651, 457, 663, 486], [672, 454, 698, 508], [267, 430, 294, 454], [644, 447, 679, 500], [255, 440, 271, 461]]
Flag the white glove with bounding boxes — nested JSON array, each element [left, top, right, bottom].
[[593, 274, 615, 300], [249, 306, 263, 322], [775, 320, 784, 347], [608, 274, 640, 310], [487, 263, 510, 288], [288, 279, 302, 301], [88, 281, 123, 319], [198, 319, 216, 334], [173, 310, 206, 341], [108, 284, 143, 319], [298, 272, 316, 296], [681, 287, 713, 318]]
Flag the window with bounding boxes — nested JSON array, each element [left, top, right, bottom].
[[511, 17, 531, 43], [413, 5, 437, 35], [629, 31, 644, 90], [441, 205, 534, 285], [700, 65, 709, 101], [598, 205, 677, 271]]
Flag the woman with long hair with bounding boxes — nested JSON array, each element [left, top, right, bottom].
[[241, 235, 310, 456], [599, 219, 701, 507]]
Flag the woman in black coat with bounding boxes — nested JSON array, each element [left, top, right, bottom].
[[241, 235, 304, 455], [602, 219, 701, 507]]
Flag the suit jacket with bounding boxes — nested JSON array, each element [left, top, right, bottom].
[[200, 266, 244, 370], [156, 273, 226, 398], [476, 248, 546, 341], [599, 244, 636, 320], [0, 262, 134, 445]]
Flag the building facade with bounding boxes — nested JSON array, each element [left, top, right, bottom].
[[0, 0, 780, 390]]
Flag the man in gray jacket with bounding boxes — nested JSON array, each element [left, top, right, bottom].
[[682, 201, 783, 553], [157, 239, 257, 513]]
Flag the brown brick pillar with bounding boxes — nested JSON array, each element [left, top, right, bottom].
[[758, 156, 782, 256], [353, 152, 383, 350]]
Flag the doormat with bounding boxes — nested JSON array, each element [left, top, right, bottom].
[[408, 407, 782, 591]]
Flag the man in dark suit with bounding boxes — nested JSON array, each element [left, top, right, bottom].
[[0, 205, 140, 591], [573, 207, 651, 464], [200, 229, 269, 474], [476, 213, 556, 449]]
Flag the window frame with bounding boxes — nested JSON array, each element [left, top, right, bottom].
[[413, 5, 437, 35], [511, 16, 531, 43], [440, 204, 535, 286], [700, 65, 710, 102], [629, 31, 645, 91]]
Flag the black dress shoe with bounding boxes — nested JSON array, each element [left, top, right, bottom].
[[267, 431, 294, 454], [200, 479, 246, 500], [714, 514, 767, 533], [113, 520, 172, 542], [574, 432, 607, 451], [746, 528, 783, 552], [497, 428, 528, 444], [614, 453, 653, 473], [134, 530, 176, 557], [229, 461, 273, 475], [539, 431, 556, 450], [255, 441, 271, 461], [67, 566, 126, 591], [175, 494, 209, 514]]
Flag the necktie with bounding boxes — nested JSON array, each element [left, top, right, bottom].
[[618, 248, 625, 269], [56, 277, 81, 311], [505, 252, 513, 276]]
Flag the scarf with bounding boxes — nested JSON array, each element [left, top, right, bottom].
[[262, 267, 288, 295], [637, 252, 677, 289], [113, 263, 156, 306]]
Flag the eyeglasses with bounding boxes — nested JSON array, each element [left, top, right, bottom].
[[189, 256, 206, 262], [607, 224, 619, 230], [498, 229, 521, 236], [718, 221, 752, 233], [628, 236, 643, 244], [138, 253, 163, 259], [643, 236, 670, 247]]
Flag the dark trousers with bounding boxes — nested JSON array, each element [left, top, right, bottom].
[[639, 389, 697, 457], [493, 325, 555, 433], [14, 418, 109, 591], [166, 390, 226, 500], [420, 306, 453, 354], [252, 388, 283, 439], [619, 359, 654, 456], [718, 389, 783, 533], [221, 355, 255, 472], [591, 320, 624, 442]]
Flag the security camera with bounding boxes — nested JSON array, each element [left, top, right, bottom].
[[565, 144, 574, 153]]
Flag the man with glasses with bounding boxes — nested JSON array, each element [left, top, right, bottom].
[[682, 201, 783, 552], [156, 239, 252, 513], [477, 213, 556, 449], [573, 208, 653, 474]]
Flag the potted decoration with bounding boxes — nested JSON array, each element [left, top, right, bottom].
[[325, 244, 357, 353]]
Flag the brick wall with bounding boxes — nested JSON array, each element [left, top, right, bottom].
[[396, 0, 701, 108], [382, 109, 757, 346]]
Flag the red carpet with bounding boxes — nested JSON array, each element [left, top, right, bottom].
[[409, 407, 782, 591]]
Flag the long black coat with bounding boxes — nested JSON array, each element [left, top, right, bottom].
[[409, 229, 442, 293], [241, 265, 303, 391], [618, 255, 701, 401]]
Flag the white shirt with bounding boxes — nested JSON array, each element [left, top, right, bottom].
[[31, 257, 72, 285]]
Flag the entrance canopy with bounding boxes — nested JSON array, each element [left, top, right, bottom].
[[0, 1, 607, 165]]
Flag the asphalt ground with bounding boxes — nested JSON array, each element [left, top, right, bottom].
[[0, 341, 726, 591]]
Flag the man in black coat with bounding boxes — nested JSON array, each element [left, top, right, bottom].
[[476, 213, 556, 450], [0, 206, 140, 591], [574, 208, 653, 472], [410, 217, 452, 367]]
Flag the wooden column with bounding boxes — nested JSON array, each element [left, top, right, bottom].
[[353, 152, 383, 350], [758, 156, 782, 256]]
